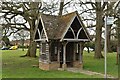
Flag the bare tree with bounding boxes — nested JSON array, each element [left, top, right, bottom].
[[74, 1, 118, 58], [58, 0, 64, 15], [1, 0, 72, 57], [2, 2, 42, 57], [114, 1, 120, 64]]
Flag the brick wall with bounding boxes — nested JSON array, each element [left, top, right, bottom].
[[39, 61, 83, 70], [73, 61, 83, 69], [39, 61, 60, 70]]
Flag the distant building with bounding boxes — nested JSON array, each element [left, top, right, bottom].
[[10, 39, 30, 47]]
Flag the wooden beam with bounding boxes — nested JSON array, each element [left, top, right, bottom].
[[39, 42, 42, 62], [63, 43, 66, 64], [34, 39, 46, 42], [62, 42, 68, 69], [70, 27, 76, 38], [57, 44, 60, 62], [63, 39, 89, 42], [77, 28, 82, 38], [79, 43, 82, 64], [47, 42, 51, 63], [40, 15, 49, 41], [73, 43, 77, 61], [37, 29, 41, 39]]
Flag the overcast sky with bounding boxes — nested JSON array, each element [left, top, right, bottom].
[[2, 0, 119, 41], [1, 1, 96, 41]]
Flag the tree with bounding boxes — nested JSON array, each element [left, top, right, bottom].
[[95, 1, 118, 58], [114, 1, 120, 64], [117, 14, 120, 65], [2, 25, 11, 46], [2, 2, 42, 57], [75, 1, 117, 58], [2, 36, 10, 46], [94, 1, 103, 58], [58, 0, 64, 15], [1, 0, 72, 57]]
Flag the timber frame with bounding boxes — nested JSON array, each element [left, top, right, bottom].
[[34, 11, 91, 70]]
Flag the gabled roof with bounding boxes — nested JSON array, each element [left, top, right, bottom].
[[40, 12, 76, 39], [35, 11, 91, 41]]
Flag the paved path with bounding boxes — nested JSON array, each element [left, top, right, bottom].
[[66, 68, 115, 78]]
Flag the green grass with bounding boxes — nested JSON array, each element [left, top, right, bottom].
[[0, 50, 2, 79], [1, 49, 118, 78], [83, 51, 118, 77]]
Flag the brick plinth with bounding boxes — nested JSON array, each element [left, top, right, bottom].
[[73, 61, 83, 69], [62, 64, 67, 69], [39, 61, 60, 70]]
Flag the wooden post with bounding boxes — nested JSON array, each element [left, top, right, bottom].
[[62, 42, 68, 69], [73, 43, 76, 61], [39, 42, 42, 55], [79, 43, 82, 64], [117, 17, 120, 65], [63, 44, 66, 64], [39, 42, 42, 62], [47, 42, 51, 63], [57, 44, 60, 62]]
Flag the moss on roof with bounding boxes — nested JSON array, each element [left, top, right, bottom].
[[40, 11, 76, 39]]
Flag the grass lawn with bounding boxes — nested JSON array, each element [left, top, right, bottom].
[[1, 49, 118, 78], [84, 51, 118, 77]]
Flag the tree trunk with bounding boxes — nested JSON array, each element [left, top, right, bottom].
[[21, 19, 37, 57], [94, 2, 104, 59], [117, 17, 120, 65], [22, 39, 24, 51], [58, 0, 64, 15], [27, 19, 37, 57], [26, 29, 37, 57], [107, 25, 112, 52], [26, 40, 37, 57], [24, 3, 39, 57]]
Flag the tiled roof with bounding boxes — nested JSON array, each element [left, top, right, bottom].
[[40, 11, 76, 39]]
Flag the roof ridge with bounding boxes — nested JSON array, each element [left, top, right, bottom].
[[40, 13, 58, 17], [62, 11, 78, 16], [40, 11, 78, 17]]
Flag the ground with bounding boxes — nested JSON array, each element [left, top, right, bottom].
[[1, 49, 118, 79]]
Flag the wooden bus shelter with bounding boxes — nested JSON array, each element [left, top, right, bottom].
[[34, 11, 90, 70]]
